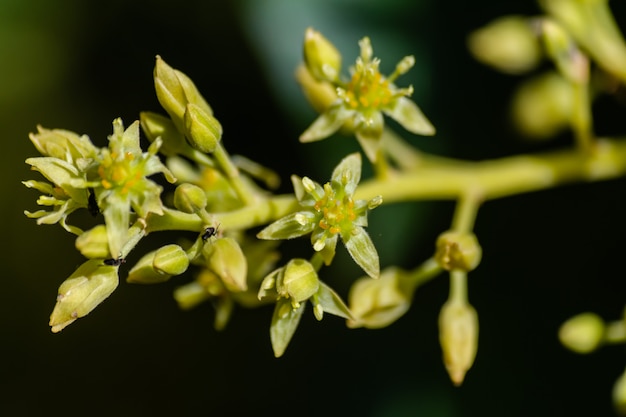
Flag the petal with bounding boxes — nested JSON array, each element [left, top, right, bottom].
[[270, 299, 306, 358], [343, 227, 380, 279], [102, 193, 130, 258], [384, 96, 435, 136], [314, 281, 353, 320], [354, 112, 384, 163], [299, 104, 353, 143], [330, 152, 362, 195], [257, 212, 316, 240]]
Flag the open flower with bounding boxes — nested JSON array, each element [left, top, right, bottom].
[[299, 28, 435, 162], [257, 153, 381, 279]]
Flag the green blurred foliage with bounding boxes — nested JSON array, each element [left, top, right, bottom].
[[4, 0, 626, 416]]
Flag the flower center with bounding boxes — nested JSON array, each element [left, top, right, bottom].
[[98, 151, 142, 194], [314, 183, 357, 235], [344, 67, 393, 111]]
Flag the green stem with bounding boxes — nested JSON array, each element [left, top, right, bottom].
[[451, 191, 482, 233], [213, 142, 256, 205], [355, 137, 626, 203], [407, 257, 443, 288], [571, 79, 594, 154], [449, 270, 468, 304]]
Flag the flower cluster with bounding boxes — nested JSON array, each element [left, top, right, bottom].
[[258, 152, 382, 279], [298, 28, 435, 162]]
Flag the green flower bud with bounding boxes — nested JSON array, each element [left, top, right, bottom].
[[347, 267, 413, 329], [467, 15, 542, 75], [613, 367, 626, 415], [173, 280, 210, 310], [303, 27, 342, 82], [173, 183, 207, 214], [511, 71, 573, 140], [49, 259, 119, 333], [439, 300, 479, 386], [184, 103, 222, 154], [29, 125, 98, 161], [558, 312, 605, 354], [435, 231, 482, 272], [203, 237, 247, 292], [295, 64, 338, 114], [279, 259, 320, 306], [127, 250, 172, 284], [75, 225, 111, 259], [153, 244, 190, 276], [153, 56, 214, 132]]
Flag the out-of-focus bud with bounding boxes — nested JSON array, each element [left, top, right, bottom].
[[295, 64, 338, 114], [173, 183, 207, 214], [467, 15, 542, 75], [184, 103, 222, 154], [613, 367, 626, 416], [439, 300, 479, 386], [303, 27, 342, 82], [203, 237, 248, 292], [140, 111, 190, 157], [347, 267, 413, 329], [558, 312, 605, 354], [541, 19, 589, 83], [279, 258, 320, 306], [435, 231, 482, 272], [75, 225, 111, 259], [49, 259, 119, 332], [511, 71, 573, 140], [153, 244, 190, 276]]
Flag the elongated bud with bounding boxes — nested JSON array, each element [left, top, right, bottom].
[[558, 312, 605, 354], [203, 237, 247, 292], [184, 103, 222, 154], [467, 15, 542, 75], [153, 56, 214, 132], [439, 300, 479, 386], [29, 126, 97, 161], [279, 259, 319, 305], [75, 225, 111, 259], [295, 64, 338, 114], [173, 183, 207, 214], [435, 231, 482, 272], [127, 250, 173, 284], [303, 27, 342, 82], [49, 259, 119, 332], [153, 244, 190, 276]]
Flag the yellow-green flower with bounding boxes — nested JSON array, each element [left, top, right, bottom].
[[257, 153, 381, 279], [299, 28, 435, 162]]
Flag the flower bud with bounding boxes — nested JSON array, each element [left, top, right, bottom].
[[435, 231, 482, 272], [184, 103, 222, 154], [439, 300, 479, 386], [467, 15, 542, 75], [347, 267, 412, 329], [203, 237, 248, 292], [173, 183, 207, 214], [303, 27, 342, 82], [153, 56, 214, 132], [279, 259, 320, 305], [49, 259, 119, 332], [127, 250, 172, 284], [511, 71, 573, 140], [75, 225, 111, 259], [153, 244, 190, 276], [29, 126, 98, 161], [613, 367, 626, 415], [295, 64, 338, 114], [558, 312, 605, 354]]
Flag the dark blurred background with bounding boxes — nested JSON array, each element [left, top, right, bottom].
[[3, 0, 626, 415]]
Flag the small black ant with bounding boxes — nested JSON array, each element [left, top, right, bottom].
[[103, 257, 126, 267], [201, 224, 220, 241], [87, 188, 99, 217]]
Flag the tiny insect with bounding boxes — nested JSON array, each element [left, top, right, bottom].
[[201, 224, 220, 241], [103, 257, 126, 267], [87, 188, 99, 217]]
